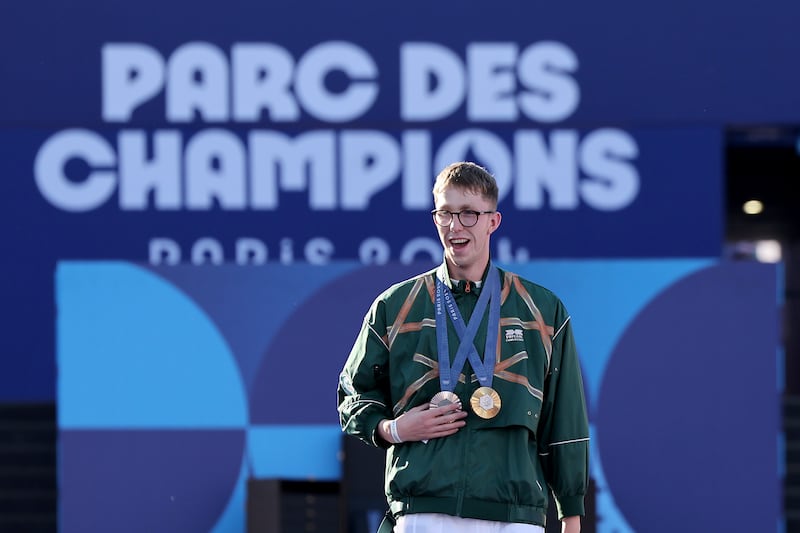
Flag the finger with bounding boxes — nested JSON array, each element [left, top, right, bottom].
[[443, 402, 463, 413], [434, 410, 452, 423], [442, 412, 465, 425], [438, 406, 465, 421], [434, 403, 460, 416], [433, 421, 465, 437]]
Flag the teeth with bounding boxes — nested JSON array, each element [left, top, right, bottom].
[[451, 239, 468, 244]]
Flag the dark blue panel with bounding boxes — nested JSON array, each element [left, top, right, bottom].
[[595, 262, 780, 531], [59, 429, 245, 533], [1, 1, 800, 124]]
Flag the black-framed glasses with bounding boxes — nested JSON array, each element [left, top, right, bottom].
[[431, 209, 495, 227]]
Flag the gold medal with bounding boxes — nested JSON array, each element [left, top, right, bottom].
[[470, 387, 501, 419], [429, 391, 461, 409]]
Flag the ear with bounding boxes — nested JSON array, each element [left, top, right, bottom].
[[488, 211, 502, 234]]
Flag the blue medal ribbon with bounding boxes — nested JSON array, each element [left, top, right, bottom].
[[434, 263, 501, 391]]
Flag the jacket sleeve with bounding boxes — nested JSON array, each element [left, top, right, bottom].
[[337, 295, 394, 449], [537, 300, 590, 519]]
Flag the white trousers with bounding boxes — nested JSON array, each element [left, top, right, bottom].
[[394, 513, 545, 532]]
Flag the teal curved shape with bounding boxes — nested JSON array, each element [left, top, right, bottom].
[[57, 261, 247, 428]]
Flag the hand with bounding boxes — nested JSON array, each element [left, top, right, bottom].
[[381, 402, 467, 443], [561, 516, 580, 533]]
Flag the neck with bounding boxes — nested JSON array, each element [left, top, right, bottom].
[[446, 259, 490, 283]]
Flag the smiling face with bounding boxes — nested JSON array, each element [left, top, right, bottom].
[[433, 184, 501, 281]]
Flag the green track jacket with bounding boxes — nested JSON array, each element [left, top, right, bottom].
[[338, 264, 589, 526]]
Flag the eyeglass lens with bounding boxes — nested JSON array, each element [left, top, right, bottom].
[[433, 211, 479, 227]]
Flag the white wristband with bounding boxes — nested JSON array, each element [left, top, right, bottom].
[[389, 419, 402, 444]]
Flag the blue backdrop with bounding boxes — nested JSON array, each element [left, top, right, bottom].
[[57, 259, 781, 532], [16, 0, 800, 399]]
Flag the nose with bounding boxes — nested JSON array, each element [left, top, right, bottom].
[[449, 215, 463, 229]]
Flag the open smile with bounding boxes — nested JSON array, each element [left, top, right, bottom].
[[449, 237, 470, 250]]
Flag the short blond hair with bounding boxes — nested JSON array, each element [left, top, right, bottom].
[[432, 161, 498, 207]]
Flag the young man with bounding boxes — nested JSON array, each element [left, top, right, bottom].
[[337, 162, 589, 533]]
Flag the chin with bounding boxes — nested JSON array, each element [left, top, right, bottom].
[[447, 252, 469, 267]]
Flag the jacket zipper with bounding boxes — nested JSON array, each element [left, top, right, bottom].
[[456, 414, 469, 514], [455, 285, 477, 515]]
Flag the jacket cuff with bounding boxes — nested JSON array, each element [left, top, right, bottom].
[[366, 413, 392, 449], [555, 495, 585, 520]]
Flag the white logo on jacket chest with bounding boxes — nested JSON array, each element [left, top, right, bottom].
[[504, 329, 524, 342]]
